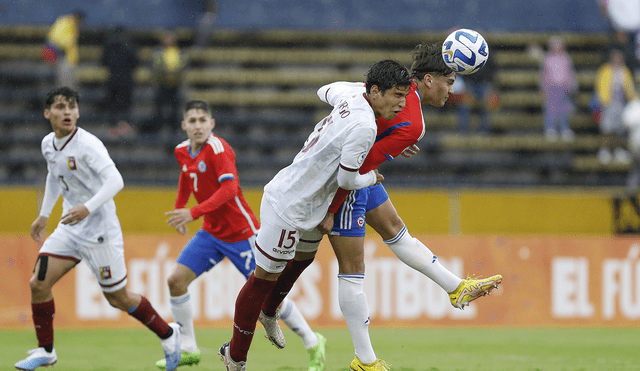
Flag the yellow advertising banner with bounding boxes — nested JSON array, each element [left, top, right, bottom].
[[2, 234, 640, 329]]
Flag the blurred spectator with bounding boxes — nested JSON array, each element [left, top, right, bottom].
[[539, 36, 578, 142], [622, 99, 640, 197], [41, 10, 85, 89], [144, 31, 184, 135], [595, 48, 637, 164], [598, 0, 640, 71], [194, 0, 218, 47], [607, 30, 639, 72], [101, 26, 139, 139], [456, 55, 499, 134]]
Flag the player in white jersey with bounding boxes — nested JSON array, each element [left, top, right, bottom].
[[15, 87, 182, 371], [219, 60, 412, 371]]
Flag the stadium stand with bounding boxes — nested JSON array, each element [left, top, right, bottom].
[[0, 25, 630, 187]]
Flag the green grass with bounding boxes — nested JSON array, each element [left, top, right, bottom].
[[3, 327, 640, 370]]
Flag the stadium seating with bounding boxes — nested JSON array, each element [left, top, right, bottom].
[[0, 25, 630, 187]]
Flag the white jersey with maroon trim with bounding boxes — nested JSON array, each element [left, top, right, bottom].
[[263, 89, 376, 231], [41, 127, 122, 242]]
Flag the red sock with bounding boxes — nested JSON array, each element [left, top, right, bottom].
[[229, 274, 277, 362], [32, 299, 55, 348], [261, 258, 314, 317], [130, 296, 171, 339]]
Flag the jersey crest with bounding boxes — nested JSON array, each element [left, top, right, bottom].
[[198, 160, 207, 173], [67, 156, 77, 170]]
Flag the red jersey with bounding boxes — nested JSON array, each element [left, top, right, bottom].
[[174, 134, 259, 242], [328, 81, 424, 213]]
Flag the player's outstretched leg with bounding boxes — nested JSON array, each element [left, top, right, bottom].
[[350, 356, 391, 371], [14, 348, 57, 370], [449, 275, 502, 309], [161, 322, 182, 371], [307, 332, 327, 371], [219, 342, 246, 371], [258, 310, 285, 349]]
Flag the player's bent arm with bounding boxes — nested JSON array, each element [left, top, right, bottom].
[[84, 165, 124, 214], [328, 187, 351, 213], [190, 177, 239, 219], [174, 171, 191, 209], [317, 81, 365, 106], [39, 171, 61, 218], [359, 127, 418, 174], [337, 165, 377, 190]]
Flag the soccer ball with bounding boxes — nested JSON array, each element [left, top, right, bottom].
[[442, 29, 489, 75]]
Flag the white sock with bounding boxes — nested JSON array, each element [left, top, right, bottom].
[[338, 274, 376, 363], [385, 226, 462, 293], [280, 297, 318, 349], [170, 293, 198, 352]]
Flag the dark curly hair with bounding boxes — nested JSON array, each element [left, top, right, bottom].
[[365, 59, 412, 94], [410, 42, 454, 80]]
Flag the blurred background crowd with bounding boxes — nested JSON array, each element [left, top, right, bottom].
[[1, 0, 640, 192]]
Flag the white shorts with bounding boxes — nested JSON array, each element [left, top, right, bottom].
[[255, 201, 323, 273], [40, 226, 127, 293]]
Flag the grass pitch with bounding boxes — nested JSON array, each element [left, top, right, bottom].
[[3, 327, 640, 370]]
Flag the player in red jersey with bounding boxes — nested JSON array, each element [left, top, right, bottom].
[[258, 43, 502, 370], [156, 100, 326, 371]]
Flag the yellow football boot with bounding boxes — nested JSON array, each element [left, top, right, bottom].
[[449, 275, 502, 309], [350, 356, 390, 371]]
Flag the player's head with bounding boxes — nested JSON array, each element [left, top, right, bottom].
[[411, 42, 456, 107], [183, 100, 212, 118], [182, 100, 215, 151], [411, 42, 454, 79], [609, 48, 625, 66], [365, 59, 412, 120], [365, 59, 412, 95], [44, 87, 80, 138]]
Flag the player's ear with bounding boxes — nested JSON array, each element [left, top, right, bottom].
[[369, 84, 381, 98], [44, 109, 51, 120], [181, 119, 187, 131], [423, 74, 433, 87], [211, 118, 216, 130]]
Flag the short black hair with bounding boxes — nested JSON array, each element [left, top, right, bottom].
[[410, 42, 454, 80], [365, 59, 412, 95], [44, 87, 80, 109], [183, 100, 212, 116]]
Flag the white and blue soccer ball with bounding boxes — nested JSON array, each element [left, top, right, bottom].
[[442, 29, 489, 75]]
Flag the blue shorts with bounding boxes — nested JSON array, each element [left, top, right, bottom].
[[332, 183, 389, 237], [177, 229, 256, 279]]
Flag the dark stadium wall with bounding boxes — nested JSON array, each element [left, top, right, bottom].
[[1, 0, 608, 31]]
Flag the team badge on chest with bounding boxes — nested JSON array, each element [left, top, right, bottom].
[[198, 160, 207, 173], [67, 156, 77, 170]]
